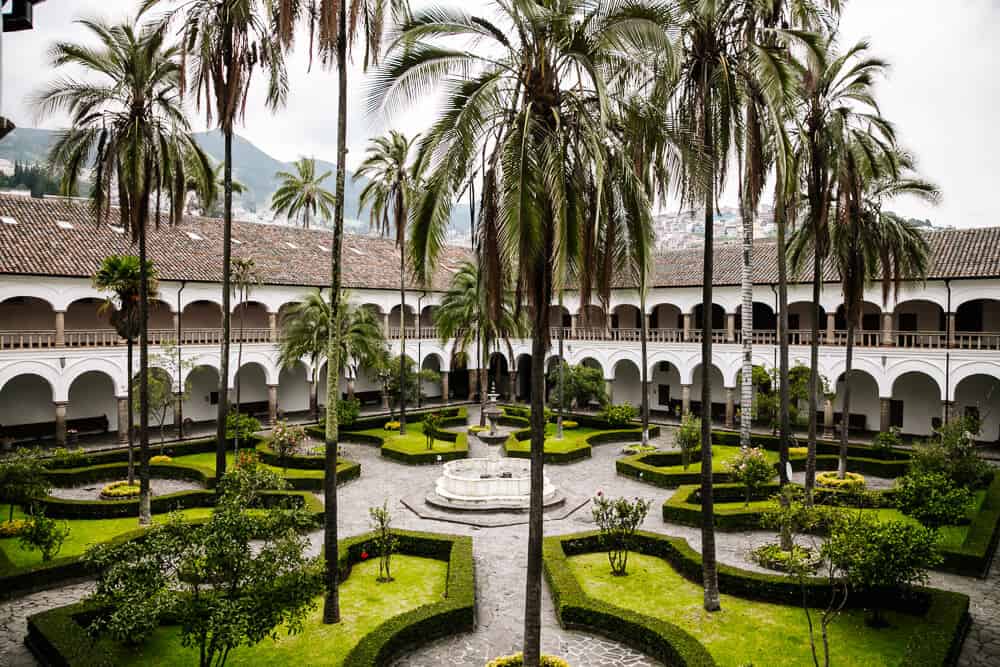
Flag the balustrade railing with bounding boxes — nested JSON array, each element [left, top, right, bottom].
[[385, 326, 438, 340], [0, 330, 56, 349], [894, 331, 948, 349], [954, 332, 1000, 350], [648, 328, 685, 343]]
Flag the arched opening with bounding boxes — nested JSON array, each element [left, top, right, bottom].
[[787, 301, 825, 344], [953, 374, 1000, 443], [650, 303, 683, 330], [833, 369, 879, 434], [890, 372, 942, 436], [893, 299, 946, 347], [650, 361, 681, 416], [611, 359, 641, 407], [544, 355, 563, 403], [0, 297, 55, 348], [148, 299, 174, 331], [955, 299, 1000, 349], [736, 302, 777, 335], [419, 306, 437, 338], [67, 370, 118, 437], [579, 304, 606, 329], [548, 305, 571, 329], [0, 374, 55, 442], [183, 365, 220, 425], [233, 362, 269, 421], [692, 303, 725, 331], [488, 352, 510, 399], [690, 363, 727, 422], [516, 353, 533, 401], [182, 301, 223, 344], [835, 302, 882, 346], [611, 304, 642, 337], [388, 304, 416, 336], [450, 353, 470, 400], [278, 362, 309, 417], [421, 354, 444, 403], [232, 301, 269, 342]]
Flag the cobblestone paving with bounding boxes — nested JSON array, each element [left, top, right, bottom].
[[1, 409, 996, 667]]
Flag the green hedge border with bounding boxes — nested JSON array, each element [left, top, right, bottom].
[[662, 475, 1000, 577], [545, 531, 970, 667], [500, 407, 661, 464], [1, 491, 323, 600], [24, 530, 474, 667]]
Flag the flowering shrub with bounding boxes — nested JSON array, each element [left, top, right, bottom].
[[727, 446, 774, 505], [788, 446, 808, 457], [872, 427, 902, 452], [816, 471, 865, 492], [100, 481, 141, 499], [561, 420, 578, 429], [621, 444, 658, 455], [486, 654, 570, 667], [675, 413, 701, 470], [225, 412, 262, 443], [601, 402, 638, 427], [236, 449, 260, 469], [149, 455, 172, 464], [591, 494, 651, 576], [271, 421, 307, 469], [0, 519, 30, 538], [383, 421, 401, 431]]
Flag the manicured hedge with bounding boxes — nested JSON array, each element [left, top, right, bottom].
[[380, 432, 470, 465], [546, 531, 970, 667], [937, 474, 1000, 577], [617, 451, 735, 488], [339, 406, 468, 433], [24, 530, 474, 667], [45, 461, 213, 488], [41, 436, 219, 469], [503, 426, 661, 465]]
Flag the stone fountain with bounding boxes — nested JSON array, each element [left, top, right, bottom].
[[477, 386, 509, 447]]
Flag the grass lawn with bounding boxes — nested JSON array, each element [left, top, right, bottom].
[[116, 554, 447, 666], [171, 451, 355, 481], [351, 422, 465, 455], [656, 444, 779, 473], [0, 506, 213, 575], [504, 423, 625, 454], [569, 551, 925, 666]]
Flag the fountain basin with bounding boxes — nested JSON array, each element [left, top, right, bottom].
[[429, 458, 562, 511]]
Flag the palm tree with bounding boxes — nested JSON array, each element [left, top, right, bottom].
[[372, 2, 668, 660], [38, 17, 213, 526], [231, 257, 260, 452], [355, 131, 422, 435], [188, 162, 244, 217], [142, 0, 288, 481], [788, 36, 893, 499], [271, 157, 337, 229], [93, 256, 159, 485], [794, 148, 936, 477], [279, 290, 386, 417], [270, 0, 408, 625]]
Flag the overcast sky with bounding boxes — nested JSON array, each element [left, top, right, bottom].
[[3, 0, 998, 228]]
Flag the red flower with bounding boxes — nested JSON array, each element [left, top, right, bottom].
[[361, 550, 369, 560], [596, 490, 603, 497]]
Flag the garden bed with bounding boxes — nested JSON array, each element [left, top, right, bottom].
[[502, 417, 661, 464], [25, 530, 474, 667], [544, 531, 970, 667]]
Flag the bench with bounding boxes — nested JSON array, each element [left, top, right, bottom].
[[1, 415, 110, 443], [233, 401, 270, 419], [350, 390, 383, 406]]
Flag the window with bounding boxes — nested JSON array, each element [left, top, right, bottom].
[[209, 391, 219, 406], [889, 399, 904, 429], [658, 384, 671, 406]]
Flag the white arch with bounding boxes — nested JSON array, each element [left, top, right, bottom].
[[0, 361, 61, 401], [604, 349, 641, 380], [824, 356, 889, 398], [949, 361, 1000, 401], [682, 361, 725, 386], [421, 351, 447, 372], [63, 357, 127, 397], [647, 350, 686, 378], [182, 356, 221, 385], [230, 355, 278, 385], [889, 364, 944, 400]]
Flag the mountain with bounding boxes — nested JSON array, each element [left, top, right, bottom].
[[0, 127, 472, 239]]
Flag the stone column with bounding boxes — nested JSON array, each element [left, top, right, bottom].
[[509, 370, 517, 401], [54, 401, 68, 446], [947, 312, 956, 347], [268, 312, 278, 342], [384, 312, 391, 336], [683, 313, 692, 342], [571, 314, 578, 337], [726, 313, 736, 343], [724, 387, 736, 429], [307, 379, 317, 419], [441, 371, 450, 404], [823, 398, 835, 439], [117, 397, 129, 444], [681, 384, 692, 416], [267, 385, 278, 425], [605, 380, 615, 405], [879, 397, 891, 433], [468, 368, 479, 399], [825, 312, 836, 344], [172, 312, 181, 338], [881, 312, 894, 346], [606, 313, 613, 336], [54, 310, 66, 347], [174, 392, 184, 437]]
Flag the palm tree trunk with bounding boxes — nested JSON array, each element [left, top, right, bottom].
[[522, 297, 547, 665], [215, 80, 234, 478], [479, 325, 487, 426], [399, 250, 407, 435], [776, 182, 792, 551], [640, 290, 649, 446], [127, 337, 134, 486], [234, 300, 244, 455], [322, 0, 348, 626], [700, 84, 721, 613], [138, 209, 151, 526], [839, 317, 855, 477], [557, 318, 565, 438], [805, 248, 821, 501], [740, 207, 753, 446]]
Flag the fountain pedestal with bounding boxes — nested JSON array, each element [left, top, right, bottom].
[[429, 458, 562, 511]]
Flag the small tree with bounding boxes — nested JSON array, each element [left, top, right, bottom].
[[369, 500, 398, 583], [591, 493, 651, 576], [134, 342, 193, 450], [85, 468, 321, 667], [760, 485, 825, 554], [601, 402, 638, 427], [675, 414, 701, 470], [336, 397, 361, 429], [788, 540, 849, 667], [226, 413, 262, 448], [271, 421, 306, 472], [423, 412, 443, 450], [894, 471, 975, 529], [18, 510, 70, 562], [823, 513, 941, 627], [727, 446, 774, 505], [0, 449, 50, 522]]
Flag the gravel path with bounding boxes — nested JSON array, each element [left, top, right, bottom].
[[1, 407, 995, 667], [47, 478, 205, 501]]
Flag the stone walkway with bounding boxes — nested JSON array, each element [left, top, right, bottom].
[[1, 408, 996, 666]]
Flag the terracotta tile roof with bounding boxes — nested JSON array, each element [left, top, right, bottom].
[[1, 194, 998, 290], [0, 194, 470, 290]]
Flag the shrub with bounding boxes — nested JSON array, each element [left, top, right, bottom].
[[788, 446, 808, 457], [591, 492, 651, 576], [895, 471, 975, 528], [675, 414, 701, 470], [99, 481, 140, 499], [816, 471, 865, 492], [384, 421, 401, 431], [727, 447, 774, 505], [601, 402, 638, 427], [225, 412, 262, 443], [218, 457, 288, 506], [751, 543, 820, 573], [912, 417, 992, 489], [872, 427, 902, 453], [423, 412, 443, 450], [621, 444, 658, 455], [0, 518, 30, 538], [0, 448, 50, 522], [561, 420, 578, 429], [149, 455, 172, 464], [487, 654, 570, 667], [272, 421, 307, 469], [368, 501, 398, 583], [469, 425, 489, 434], [18, 511, 70, 562], [52, 447, 87, 467], [336, 397, 361, 428]]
